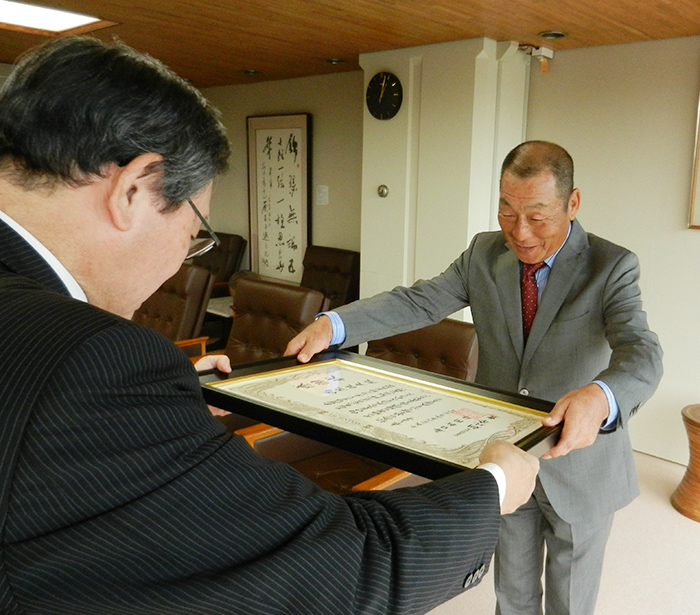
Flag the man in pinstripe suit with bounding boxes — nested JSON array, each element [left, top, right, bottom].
[[0, 36, 538, 614]]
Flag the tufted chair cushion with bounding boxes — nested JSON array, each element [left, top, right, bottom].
[[224, 277, 326, 366], [191, 231, 247, 297], [133, 263, 214, 341], [365, 318, 478, 381], [300, 245, 360, 311]]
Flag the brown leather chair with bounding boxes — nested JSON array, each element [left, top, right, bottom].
[[300, 245, 360, 311], [191, 231, 247, 297], [366, 318, 478, 382], [224, 276, 326, 366], [133, 263, 213, 346]]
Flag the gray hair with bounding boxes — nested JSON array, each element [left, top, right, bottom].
[[0, 36, 230, 211]]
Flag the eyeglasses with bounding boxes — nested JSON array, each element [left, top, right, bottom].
[[186, 198, 221, 259]]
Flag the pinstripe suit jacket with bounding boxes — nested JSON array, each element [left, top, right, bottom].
[[0, 219, 501, 615], [337, 220, 663, 524]]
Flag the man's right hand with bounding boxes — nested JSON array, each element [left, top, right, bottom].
[[284, 315, 334, 363], [479, 441, 539, 515]]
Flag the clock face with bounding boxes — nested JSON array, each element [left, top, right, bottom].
[[366, 71, 403, 120]]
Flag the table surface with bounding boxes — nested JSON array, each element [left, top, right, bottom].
[[206, 296, 233, 318]]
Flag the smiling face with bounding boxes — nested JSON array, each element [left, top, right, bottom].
[[497, 170, 579, 264]]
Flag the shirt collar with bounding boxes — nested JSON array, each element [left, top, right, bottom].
[[543, 221, 572, 268]]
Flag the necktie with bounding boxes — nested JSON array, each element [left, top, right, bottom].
[[521, 261, 546, 341]]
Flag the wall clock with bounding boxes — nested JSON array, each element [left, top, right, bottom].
[[366, 71, 403, 120]]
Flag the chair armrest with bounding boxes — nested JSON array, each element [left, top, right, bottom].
[[235, 423, 285, 447], [351, 468, 413, 491], [175, 336, 209, 358]]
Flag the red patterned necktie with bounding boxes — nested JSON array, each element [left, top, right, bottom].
[[521, 261, 546, 341]]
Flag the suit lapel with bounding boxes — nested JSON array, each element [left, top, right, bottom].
[[523, 219, 589, 364], [0, 218, 71, 296]]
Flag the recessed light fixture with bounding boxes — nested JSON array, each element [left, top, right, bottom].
[[243, 69, 261, 76], [325, 58, 346, 65], [538, 30, 568, 40], [0, 0, 114, 36]]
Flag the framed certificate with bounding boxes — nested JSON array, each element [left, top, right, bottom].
[[201, 351, 558, 479]]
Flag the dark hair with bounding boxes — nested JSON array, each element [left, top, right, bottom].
[[0, 36, 229, 210], [500, 141, 574, 202]]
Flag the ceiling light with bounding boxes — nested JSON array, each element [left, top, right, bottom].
[[243, 69, 261, 76], [0, 0, 100, 31], [325, 58, 346, 65], [538, 30, 567, 40]]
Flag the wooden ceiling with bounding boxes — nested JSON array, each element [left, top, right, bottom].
[[1, 0, 700, 88]]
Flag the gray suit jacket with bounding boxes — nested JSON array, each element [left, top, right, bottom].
[[0, 219, 501, 615], [338, 219, 663, 523]]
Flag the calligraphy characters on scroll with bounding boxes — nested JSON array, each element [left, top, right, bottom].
[[256, 128, 303, 281]]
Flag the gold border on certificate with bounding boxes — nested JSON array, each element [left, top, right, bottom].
[[209, 359, 549, 469]]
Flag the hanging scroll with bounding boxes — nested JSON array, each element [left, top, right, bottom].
[[247, 114, 311, 282]]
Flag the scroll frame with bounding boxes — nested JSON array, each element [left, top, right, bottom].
[[247, 113, 312, 280]]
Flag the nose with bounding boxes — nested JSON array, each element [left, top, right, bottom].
[[511, 216, 533, 241]]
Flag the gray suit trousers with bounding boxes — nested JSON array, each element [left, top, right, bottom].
[[494, 479, 614, 615]]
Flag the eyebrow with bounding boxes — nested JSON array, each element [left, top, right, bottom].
[[498, 198, 550, 211]]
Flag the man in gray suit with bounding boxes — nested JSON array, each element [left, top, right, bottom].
[[287, 140, 663, 615]]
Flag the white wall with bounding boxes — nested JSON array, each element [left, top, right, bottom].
[[527, 35, 700, 464], [203, 71, 364, 268]]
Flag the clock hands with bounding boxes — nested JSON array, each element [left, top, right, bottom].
[[379, 74, 388, 102]]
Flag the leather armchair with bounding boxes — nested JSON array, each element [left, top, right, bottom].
[[224, 277, 326, 366], [300, 245, 360, 311], [133, 263, 213, 345], [366, 318, 478, 381], [191, 231, 247, 297]]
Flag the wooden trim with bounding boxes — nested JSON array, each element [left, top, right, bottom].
[[351, 468, 412, 491], [235, 423, 284, 447]]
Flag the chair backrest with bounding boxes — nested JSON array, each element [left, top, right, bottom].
[[191, 231, 247, 286], [225, 277, 326, 366], [300, 245, 360, 311], [365, 318, 478, 381], [132, 263, 214, 341]]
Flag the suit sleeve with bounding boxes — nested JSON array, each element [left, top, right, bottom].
[[7, 318, 501, 615], [595, 249, 663, 424], [336, 248, 474, 348]]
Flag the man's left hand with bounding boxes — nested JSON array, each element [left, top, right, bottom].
[[193, 355, 232, 417], [540, 383, 609, 459], [194, 354, 231, 374]]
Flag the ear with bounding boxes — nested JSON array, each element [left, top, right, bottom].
[[106, 153, 164, 231], [567, 188, 581, 220]]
